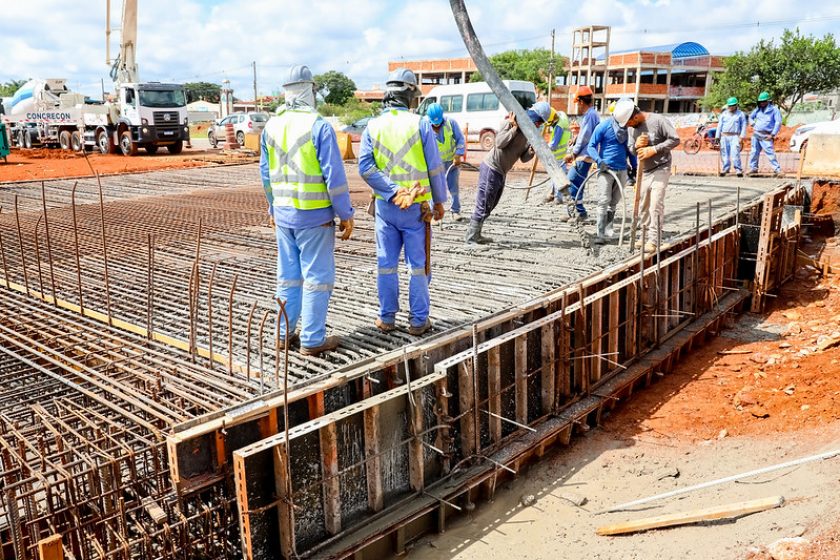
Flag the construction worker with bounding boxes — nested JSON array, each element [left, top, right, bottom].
[[748, 91, 783, 177], [561, 86, 601, 222], [358, 68, 446, 336], [539, 103, 572, 204], [626, 104, 681, 252], [715, 97, 747, 177], [466, 102, 548, 244], [586, 98, 635, 245], [260, 65, 354, 356], [425, 102, 466, 221]]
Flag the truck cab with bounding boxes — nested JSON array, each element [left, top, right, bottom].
[[110, 82, 190, 155]]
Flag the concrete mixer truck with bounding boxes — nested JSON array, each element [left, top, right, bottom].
[[2, 0, 189, 156]]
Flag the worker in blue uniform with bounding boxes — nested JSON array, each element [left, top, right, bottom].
[[748, 91, 783, 177], [260, 65, 355, 356], [715, 97, 747, 177], [359, 68, 447, 336], [425, 102, 466, 222]]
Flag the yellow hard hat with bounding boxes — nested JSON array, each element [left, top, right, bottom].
[[608, 101, 617, 114]]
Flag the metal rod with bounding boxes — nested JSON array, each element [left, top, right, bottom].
[[13, 195, 30, 296], [97, 175, 113, 325], [207, 264, 218, 369], [40, 181, 57, 302], [70, 182, 85, 311], [33, 216, 46, 297], [484, 410, 537, 433], [423, 491, 463, 512], [478, 454, 517, 475], [227, 274, 239, 375], [147, 233, 155, 340], [0, 208, 10, 290], [245, 300, 257, 381]]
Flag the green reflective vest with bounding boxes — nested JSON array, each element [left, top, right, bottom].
[[264, 109, 330, 211], [366, 109, 432, 202], [435, 119, 456, 162], [548, 123, 571, 161]]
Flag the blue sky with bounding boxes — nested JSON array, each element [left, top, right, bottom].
[[1, 0, 838, 100]]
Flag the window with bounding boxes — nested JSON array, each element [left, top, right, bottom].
[[466, 92, 499, 112], [250, 113, 268, 122], [512, 90, 536, 109], [440, 95, 463, 113], [124, 88, 136, 107], [138, 88, 186, 108], [417, 97, 437, 116]]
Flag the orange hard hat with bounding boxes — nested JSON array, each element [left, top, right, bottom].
[[574, 86, 594, 100]]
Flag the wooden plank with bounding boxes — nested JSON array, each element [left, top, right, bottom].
[[409, 389, 425, 492], [658, 264, 670, 343], [234, 454, 255, 560], [540, 322, 556, 415], [625, 282, 637, 358], [274, 445, 295, 558], [752, 192, 776, 312], [37, 534, 64, 560], [596, 496, 784, 536], [514, 335, 528, 425], [433, 379, 451, 474], [577, 285, 589, 394], [670, 261, 680, 331], [591, 296, 604, 383], [557, 298, 571, 406], [363, 405, 384, 512], [319, 421, 341, 535], [683, 249, 695, 319], [608, 290, 620, 366], [457, 362, 476, 457], [487, 346, 502, 442]]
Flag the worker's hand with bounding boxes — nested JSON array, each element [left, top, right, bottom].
[[597, 161, 608, 173], [433, 203, 445, 221], [635, 133, 650, 148], [268, 213, 275, 228], [453, 154, 463, 166], [392, 190, 412, 209], [638, 146, 657, 160], [507, 112, 517, 127], [339, 218, 354, 240], [563, 154, 575, 165]]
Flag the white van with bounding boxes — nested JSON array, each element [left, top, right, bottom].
[[417, 80, 537, 150]]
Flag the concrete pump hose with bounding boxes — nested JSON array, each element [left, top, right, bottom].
[[449, 0, 570, 194]]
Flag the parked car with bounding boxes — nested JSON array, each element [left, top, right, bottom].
[[208, 112, 268, 147], [417, 80, 537, 150], [790, 119, 840, 152], [341, 117, 372, 142]]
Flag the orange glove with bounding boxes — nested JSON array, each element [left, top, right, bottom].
[[563, 153, 575, 165], [433, 203, 445, 221], [453, 154, 463, 166], [339, 218, 354, 240]]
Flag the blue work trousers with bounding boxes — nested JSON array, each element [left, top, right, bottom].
[[375, 199, 430, 327], [550, 161, 569, 202], [749, 133, 781, 173], [443, 161, 461, 214], [275, 223, 335, 347], [471, 163, 506, 222], [720, 135, 743, 173], [567, 159, 593, 215]]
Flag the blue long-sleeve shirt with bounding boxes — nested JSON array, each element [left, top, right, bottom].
[[432, 117, 466, 159], [750, 103, 782, 136], [260, 112, 354, 228], [548, 125, 566, 152], [716, 109, 747, 138], [586, 119, 630, 171], [358, 107, 447, 204], [572, 106, 601, 157]]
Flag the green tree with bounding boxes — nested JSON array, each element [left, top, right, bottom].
[[703, 29, 840, 118], [0, 79, 28, 97], [469, 48, 565, 94], [313, 71, 357, 105], [184, 81, 222, 104]]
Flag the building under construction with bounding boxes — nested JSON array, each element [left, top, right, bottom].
[[0, 159, 807, 559]]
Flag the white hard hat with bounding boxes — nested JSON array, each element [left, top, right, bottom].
[[613, 98, 637, 127], [284, 65, 314, 87]]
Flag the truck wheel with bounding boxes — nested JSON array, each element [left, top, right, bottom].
[[119, 131, 138, 156], [97, 130, 114, 154], [145, 145, 159, 155], [71, 131, 83, 152], [24, 133, 33, 149], [479, 130, 495, 151], [167, 140, 183, 155], [17, 131, 26, 148], [59, 130, 72, 150], [236, 131, 245, 147], [208, 132, 217, 148]]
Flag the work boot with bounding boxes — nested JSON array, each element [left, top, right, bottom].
[[452, 212, 464, 222], [593, 235, 606, 245], [773, 171, 784, 178], [718, 172, 726, 177], [543, 192, 556, 203], [643, 242, 658, 254], [736, 172, 744, 178], [747, 170, 758, 177], [465, 220, 493, 245], [605, 210, 616, 239], [408, 319, 432, 336], [278, 332, 300, 349], [374, 318, 396, 333], [300, 335, 341, 357]]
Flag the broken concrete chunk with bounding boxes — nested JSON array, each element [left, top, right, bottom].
[[817, 335, 840, 352], [559, 492, 588, 506], [767, 536, 810, 560], [520, 494, 537, 507], [654, 466, 680, 480]]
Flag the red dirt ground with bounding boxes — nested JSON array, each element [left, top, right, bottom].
[[676, 125, 798, 153], [0, 148, 210, 182]]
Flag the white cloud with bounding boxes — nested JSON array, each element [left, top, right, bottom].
[[0, 0, 837, 98]]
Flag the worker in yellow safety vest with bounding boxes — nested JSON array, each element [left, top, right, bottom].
[[535, 102, 572, 204], [358, 68, 447, 336], [425, 102, 466, 222], [260, 65, 355, 356]]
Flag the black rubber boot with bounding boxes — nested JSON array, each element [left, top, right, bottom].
[[465, 220, 493, 245]]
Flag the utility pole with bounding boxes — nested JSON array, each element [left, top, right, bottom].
[[547, 29, 555, 106], [101, 78, 106, 102], [253, 61, 259, 111]]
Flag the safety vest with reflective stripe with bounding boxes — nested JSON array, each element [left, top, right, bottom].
[[264, 109, 330, 210], [548, 123, 571, 161], [366, 109, 432, 202], [435, 119, 456, 162]]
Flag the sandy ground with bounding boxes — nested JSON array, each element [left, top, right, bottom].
[[408, 238, 840, 560]]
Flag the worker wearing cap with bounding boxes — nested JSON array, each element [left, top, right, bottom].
[[748, 91, 783, 177], [359, 68, 446, 336], [715, 97, 747, 177], [260, 65, 355, 356], [586, 98, 635, 245], [539, 103, 572, 204], [626, 104, 681, 252], [561, 86, 601, 222], [465, 102, 547, 244], [425, 102, 466, 222]]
